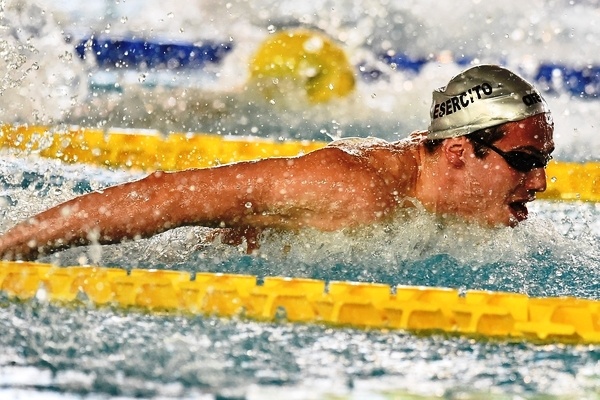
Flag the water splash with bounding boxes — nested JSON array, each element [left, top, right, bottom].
[[8, 168, 593, 299], [1, 2, 600, 398], [0, 0, 88, 125]]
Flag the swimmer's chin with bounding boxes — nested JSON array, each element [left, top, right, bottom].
[[470, 202, 532, 228], [438, 208, 527, 229], [508, 201, 530, 227]]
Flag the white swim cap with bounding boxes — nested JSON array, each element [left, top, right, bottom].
[[428, 64, 550, 139]]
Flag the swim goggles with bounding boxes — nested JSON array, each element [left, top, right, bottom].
[[469, 136, 551, 173]]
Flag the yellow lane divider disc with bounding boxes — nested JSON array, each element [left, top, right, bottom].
[[1, 261, 599, 345], [249, 29, 356, 103], [539, 160, 600, 202]]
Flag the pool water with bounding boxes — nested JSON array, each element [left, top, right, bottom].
[[1, 0, 600, 398], [1, 147, 599, 400]]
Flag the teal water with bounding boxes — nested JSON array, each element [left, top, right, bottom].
[[0, 156, 599, 399], [1, 299, 599, 399]]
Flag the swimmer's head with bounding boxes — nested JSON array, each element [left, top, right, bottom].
[[427, 64, 551, 139]]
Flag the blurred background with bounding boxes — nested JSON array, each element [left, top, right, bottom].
[[2, 0, 600, 159]]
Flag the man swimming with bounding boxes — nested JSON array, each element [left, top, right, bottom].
[[0, 64, 555, 261]]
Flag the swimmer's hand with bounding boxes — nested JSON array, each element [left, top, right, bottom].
[[209, 227, 262, 254], [0, 227, 47, 261]]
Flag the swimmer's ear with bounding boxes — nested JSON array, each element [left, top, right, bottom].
[[441, 137, 468, 167]]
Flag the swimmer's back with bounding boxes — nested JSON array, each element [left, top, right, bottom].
[[327, 136, 421, 198]]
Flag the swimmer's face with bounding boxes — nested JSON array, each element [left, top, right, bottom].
[[460, 113, 555, 227]]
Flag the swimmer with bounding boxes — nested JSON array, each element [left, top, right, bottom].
[[0, 64, 555, 261]]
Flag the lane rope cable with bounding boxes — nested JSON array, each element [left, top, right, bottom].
[[0, 261, 599, 344]]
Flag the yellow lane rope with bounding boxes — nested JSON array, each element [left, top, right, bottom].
[[0, 124, 324, 170], [1, 261, 599, 344], [1, 124, 599, 202]]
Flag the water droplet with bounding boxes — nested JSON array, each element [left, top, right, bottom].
[[75, 290, 91, 303], [267, 25, 276, 33], [35, 284, 48, 302], [120, 16, 128, 24], [245, 202, 252, 208], [167, 12, 174, 18]]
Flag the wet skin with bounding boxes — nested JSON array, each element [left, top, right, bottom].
[[0, 114, 554, 260], [460, 113, 554, 227]]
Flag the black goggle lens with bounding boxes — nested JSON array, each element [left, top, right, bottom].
[[470, 137, 551, 173], [501, 151, 550, 173]]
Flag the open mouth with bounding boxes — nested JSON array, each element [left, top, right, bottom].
[[509, 201, 529, 222]]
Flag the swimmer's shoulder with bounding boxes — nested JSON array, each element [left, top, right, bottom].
[[325, 136, 420, 179], [327, 136, 393, 156], [327, 134, 425, 155]]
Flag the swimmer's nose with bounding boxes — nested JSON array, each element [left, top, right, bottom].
[[525, 167, 547, 192]]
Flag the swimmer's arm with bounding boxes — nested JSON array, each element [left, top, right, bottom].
[[0, 147, 393, 260], [169, 146, 395, 230], [0, 172, 190, 260]]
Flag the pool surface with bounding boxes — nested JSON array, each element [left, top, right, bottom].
[[1, 0, 600, 398]]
